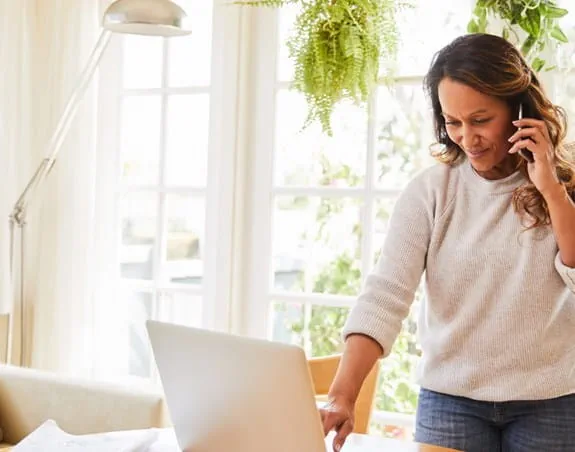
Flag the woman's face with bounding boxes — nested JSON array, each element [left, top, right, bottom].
[[438, 77, 518, 179]]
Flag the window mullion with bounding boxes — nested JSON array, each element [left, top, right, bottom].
[[123, 86, 210, 96], [243, 6, 280, 339], [153, 38, 170, 292], [93, 30, 126, 378], [361, 92, 378, 283], [118, 185, 207, 195], [303, 303, 313, 355]]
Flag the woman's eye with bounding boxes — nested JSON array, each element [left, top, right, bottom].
[[445, 118, 490, 126]]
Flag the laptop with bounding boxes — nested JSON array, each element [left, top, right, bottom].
[[146, 320, 329, 452]]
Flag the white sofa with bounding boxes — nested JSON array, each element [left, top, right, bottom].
[[0, 364, 168, 448]]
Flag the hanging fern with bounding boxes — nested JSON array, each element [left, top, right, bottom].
[[236, 0, 407, 135], [468, 0, 569, 72]]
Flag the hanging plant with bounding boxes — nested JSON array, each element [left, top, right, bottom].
[[468, 0, 569, 72], [236, 0, 408, 135]]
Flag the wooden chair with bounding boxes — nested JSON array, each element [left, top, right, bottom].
[[308, 354, 379, 434]]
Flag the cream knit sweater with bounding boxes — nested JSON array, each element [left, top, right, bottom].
[[343, 158, 575, 402]]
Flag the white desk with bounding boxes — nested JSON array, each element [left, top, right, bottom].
[[144, 429, 460, 452], [332, 433, 460, 451], [3, 428, 460, 451]]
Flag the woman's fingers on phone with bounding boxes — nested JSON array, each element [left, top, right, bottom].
[[509, 127, 539, 144]]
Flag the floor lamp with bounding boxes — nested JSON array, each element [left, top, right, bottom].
[[8, 0, 192, 367]]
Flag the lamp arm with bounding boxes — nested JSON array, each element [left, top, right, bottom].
[[10, 29, 113, 227]]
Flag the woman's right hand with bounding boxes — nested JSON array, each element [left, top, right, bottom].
[[319, 397, 355, 452]]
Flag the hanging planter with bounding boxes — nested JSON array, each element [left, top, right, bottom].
[[237, 0, 408, 135], [468, 0, 569, 72]]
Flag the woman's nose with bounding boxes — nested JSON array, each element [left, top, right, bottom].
[[460, 126, 480, 151]]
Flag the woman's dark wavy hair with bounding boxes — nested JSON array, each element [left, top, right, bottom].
[[424, 33, 574, 229]]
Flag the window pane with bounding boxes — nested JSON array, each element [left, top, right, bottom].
[[273, 196, 362, 295], [158, 292, 203, 328], [275, 90, 367, 187], [120, 192, 157, 280], [168, 0, 213, 87], [270, 302, 349, 357], [374, 84, 435, 190], [307, 305, 349, 356], [375, 302, 421, 416], [126, 292, 203, 380], [164, 195, 205, 285], [270, 301, 304, 346], [165, 94, 210, 187], [123, 35, 163, 89], [555, 20, 575, 142], [120, 96, 162, 185], [127, 291, 154, 379], [555, 71, 575, 143], [393, 0, 472, 76]]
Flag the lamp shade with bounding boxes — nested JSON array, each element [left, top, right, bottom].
[[102, 0, 192, 37]]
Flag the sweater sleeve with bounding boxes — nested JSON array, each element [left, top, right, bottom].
[[342, 173, 434, 357], [555, 252, 575, 292]]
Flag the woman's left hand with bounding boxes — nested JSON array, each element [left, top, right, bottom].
[[508, 118, 562, 196]]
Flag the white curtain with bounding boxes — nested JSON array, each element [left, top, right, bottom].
[[0, 0, 32, 360], [0, 0, 101, 375]]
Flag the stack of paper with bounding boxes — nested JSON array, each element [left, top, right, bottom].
[[146, 429, 180, 452], [13, 420, 162, 452]]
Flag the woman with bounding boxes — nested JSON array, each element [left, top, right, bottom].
[[320, 33, 575, 452]]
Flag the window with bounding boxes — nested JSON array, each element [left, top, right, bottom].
[[95, 0, 574, 437], [244, 0, 473, 437], [95, 0, 240, 380]]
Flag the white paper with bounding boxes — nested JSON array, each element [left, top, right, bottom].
[[13, 420, 160, 452], [146, 429, 179, 452]]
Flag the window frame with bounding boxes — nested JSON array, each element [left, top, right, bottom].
[[94, 0, 573, 430], [94, 0, 245, 378], [242, 8, 426, 341]]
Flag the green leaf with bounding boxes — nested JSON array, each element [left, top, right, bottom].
[[532, 57, 545, 72], [395, 381, 411, 400], [478, 14, 488, 31], [502, 27, 510, 41], [467, 19, 479, 33], [545, 6, 568, 19], [474, 3, 487, 21], [523, 8, 541, 37], [550, 25, 569, 43], [521, 35, 537, 56], [510, 3, 523, 24]]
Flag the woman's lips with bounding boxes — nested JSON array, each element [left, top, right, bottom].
[[467, 149, 488, 158]]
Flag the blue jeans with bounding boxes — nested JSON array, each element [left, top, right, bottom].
[[414, 388, 575, 452]]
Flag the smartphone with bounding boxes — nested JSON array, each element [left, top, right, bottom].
[[517, 104, 534, 163]]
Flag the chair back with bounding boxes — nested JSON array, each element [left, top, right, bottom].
[[308, 354, 379, 434]]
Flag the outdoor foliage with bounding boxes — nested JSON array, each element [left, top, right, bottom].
[[278, 85, 430, 427]]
